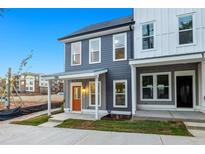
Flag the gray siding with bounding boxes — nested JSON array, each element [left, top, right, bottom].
[[136, 63, 199, 106], [65, 31, 133, 112]]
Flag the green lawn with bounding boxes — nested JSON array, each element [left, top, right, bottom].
[[11, 109, 63, 126], [57, 119, 192, 136]]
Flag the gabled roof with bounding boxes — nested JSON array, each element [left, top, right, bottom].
[[58, 16, 134, 41]]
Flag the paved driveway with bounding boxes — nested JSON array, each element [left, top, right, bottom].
[[0, 124, 205, 145]]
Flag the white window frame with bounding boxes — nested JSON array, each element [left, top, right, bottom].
[[89, 38, 101, 64], [140, 72, 171, 101], [113, 33, 127, 61], [71, 41, 82, 66], [89, 81, 101, 107], [113, 80, 128, 108], [141, 21, 156, 52], [177, 13, 196, 47]]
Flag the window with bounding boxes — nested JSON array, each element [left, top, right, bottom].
[[142, 23, 154, 50], [113, 80, 127, 108], [89, 81, 101, 106], [142, 75, 153, 99], [157, 74, 169, 99], [178, 15, 193, 45], [141, 73, 171, 101], [30, 81, 33, 85], [113, 33, 127, 61], [89, 38, 101, 64], [71, 42, 81, 65]]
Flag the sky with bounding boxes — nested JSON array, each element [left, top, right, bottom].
[[0, 8, 132, 77]]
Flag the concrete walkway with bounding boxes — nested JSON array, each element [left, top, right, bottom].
[[0, 123, 205, 145]]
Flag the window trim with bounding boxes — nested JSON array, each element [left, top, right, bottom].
[[140, 72, 172, 101], [113, 80, 128, 108], [89, 38, 101, 64], [71, 41, 82, 66], [113, 33, 127, 61], [88, 81, 102, 107], [177, 13, 196, 47], [141, 21, 156, 52]]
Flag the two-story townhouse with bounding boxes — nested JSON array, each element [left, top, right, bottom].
[[44, 16, 134, 119], [130, 8, 205, 114]]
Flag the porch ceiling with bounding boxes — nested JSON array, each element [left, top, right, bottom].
[[42, 68, 108, 80]]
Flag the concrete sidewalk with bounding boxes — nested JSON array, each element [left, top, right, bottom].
[[0, 124, 205, 145]]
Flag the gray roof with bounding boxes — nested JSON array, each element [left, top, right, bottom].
[[58, 16, 134, 41]]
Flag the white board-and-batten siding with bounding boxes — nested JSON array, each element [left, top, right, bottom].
[[134, 8, 205, 59]]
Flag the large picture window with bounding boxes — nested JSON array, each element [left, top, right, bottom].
[[141, 73, 171, 101], [113, 33, 127, 61], [142, 22, 154, 50], [71, 42, 81, 65], [178, 15, 193, 45], [113, 80, 127, 108], [89, 38, 101, 64], [89, 81, 101, 106]]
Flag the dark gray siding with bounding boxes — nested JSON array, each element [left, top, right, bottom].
[[136, 63, 199, 106], [65, 31, 133, 112]]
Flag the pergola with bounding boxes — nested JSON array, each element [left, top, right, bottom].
[[42, 68, 108, 120]]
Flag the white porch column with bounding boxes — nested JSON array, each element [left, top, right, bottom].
[[201, 61, 205, 111], [48, 80, 52, 116], [131, 65, 137, 115], [95, 75, 99, 120]]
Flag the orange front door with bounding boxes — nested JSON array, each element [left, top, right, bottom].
[[72, 86, 81, 111]]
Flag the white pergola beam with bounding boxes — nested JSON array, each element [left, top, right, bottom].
[[48, 80, 52, 116], [95, 75, 99, 120]]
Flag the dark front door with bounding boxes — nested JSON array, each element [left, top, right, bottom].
[[176, 76, 193, 108], [72, 86, 81, 111]]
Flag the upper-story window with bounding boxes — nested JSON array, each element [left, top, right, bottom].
[[71, 42, 81, 66], [89, 38, 101, 64], [113, 33, 127, 61], [178, 15, 193, 45], [142, 22, 154, 50]]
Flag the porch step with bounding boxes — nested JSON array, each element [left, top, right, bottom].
[[132, 115, 205, 123], [184, 122, 205, 130]]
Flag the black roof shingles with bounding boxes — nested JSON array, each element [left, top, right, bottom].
[[58, 16, 134, 41]]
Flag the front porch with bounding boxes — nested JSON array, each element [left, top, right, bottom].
[[43, 68, 108, 120], [133, 110, 205, 122], [49, 112, 108, 122]]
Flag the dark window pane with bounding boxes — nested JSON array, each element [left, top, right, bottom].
[[91, 95, 95, 105], [143, 88, 153, 99], [115, 48, 125, 59], [115, 82, 125, 93], [142, 76, 153, 87], [142, 23, 154, 37], [157, 75, 169, 86], [179, 30, 193, 44], [179, 15, 193, 30], [157, 87, 169, 99], [116, 95, 125, 106], [143, 36, 154, 50]]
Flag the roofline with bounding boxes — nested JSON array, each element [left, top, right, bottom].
[[58, 21, 134, 41]]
